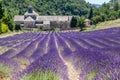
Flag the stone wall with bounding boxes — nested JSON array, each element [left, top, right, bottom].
[[37, 16, 72, 22], [14, 15, 73, 29], [24, 21, 36, 28], [43, 24, 50, 29], [50, 21, 70, 29]]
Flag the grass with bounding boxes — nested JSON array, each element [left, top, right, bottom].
[[13, 57, 30, 67], [97, 19, 120, 28], [0, 63, 12, 80], [84, 19, 120, 32], [88, 72, 96, 80], [21, 71, 61, 80], [104, 73, 111, 80]]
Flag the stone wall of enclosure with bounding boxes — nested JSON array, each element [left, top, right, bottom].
[[50, 21, 70, 29]]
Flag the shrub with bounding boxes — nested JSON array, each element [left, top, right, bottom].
[[50, 26, 55, 31], [2, 14, 15, 31], [77, 17, 86, 31], [70, 16, 78, 28], [0, 1, 4, 19], [92, 16, 102, 25], [15, 24, 21, 31], [0, 23, 9, 33]]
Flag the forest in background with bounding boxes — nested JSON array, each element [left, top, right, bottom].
[[0, 0, 91, 33], [2, 0, 91, 16]]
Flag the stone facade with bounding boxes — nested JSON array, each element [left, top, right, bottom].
[[85, 19, 91, 27], [14, 5, 72, 30]]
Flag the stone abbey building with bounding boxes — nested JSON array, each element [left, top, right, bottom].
[[14, 5, 72, 29]]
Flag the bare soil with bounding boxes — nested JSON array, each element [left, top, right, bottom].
[[0, 71, 6, 80]]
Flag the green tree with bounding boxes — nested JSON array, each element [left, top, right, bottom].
[[2, 0, 91, 16], [0, 1, 4, 19], [102, 3, 110, 9], [15, 24, 21, 31], [100, 13, 106, 22], [108, 11, 119, 20], [0, 23, 9, 33], [91, 1, 120, 25], [114, 2, 119, 11], [88, 7, 93, 19], [2, 14, 15, 31], [110, 0, 118, 3], [118, 10, 120, 17], [92, 16, 102, 25], [70, 17, 78, 28], [77, 17, 85, 31]]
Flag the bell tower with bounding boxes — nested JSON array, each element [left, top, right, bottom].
[[24, 5, 39, 20], [28, 5, 33, 13]]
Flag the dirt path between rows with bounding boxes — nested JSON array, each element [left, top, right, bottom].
[[54, 35, 79, 80]]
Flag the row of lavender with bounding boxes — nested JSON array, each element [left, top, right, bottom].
[[0, 32, 51, 79], [58, 29, 120, 80], [0, 27, 120, 80], [0, 32, 69, 80]]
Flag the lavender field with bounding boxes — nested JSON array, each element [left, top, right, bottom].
[[0, 27, 120, 80]]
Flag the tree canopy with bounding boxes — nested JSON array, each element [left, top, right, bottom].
[[0, 1, 4, 19], [1, 0, 120, 32], [2, 0, 91, 16], [91, 1, 120, 25]]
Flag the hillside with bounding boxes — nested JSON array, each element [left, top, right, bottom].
[[2, 0, 91, 16], [85, 19, 120, 32]]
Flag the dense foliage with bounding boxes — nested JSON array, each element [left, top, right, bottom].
[[0, 1, 4, 19], [88, 7, 93, 19], [15, 24, 21, 31], [0, 1, 21, 34], [0, 23, 9, 33], [77, 17, 86, 31], [92, 1, 120, 24], [70, 16, 86, 30], [2, 0, 91, 16], [70, 17, 78, 28], [1, 0, 92, 32], [1, 0, 120, 32], [0, 2, 11, 33]]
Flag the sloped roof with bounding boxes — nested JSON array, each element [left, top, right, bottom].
[[43, 21, 50, 24], [24, 10, 39, 16], [14, 15, 24, 22], [36, 16, 72, 21], [24, 16, 35, 21]]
